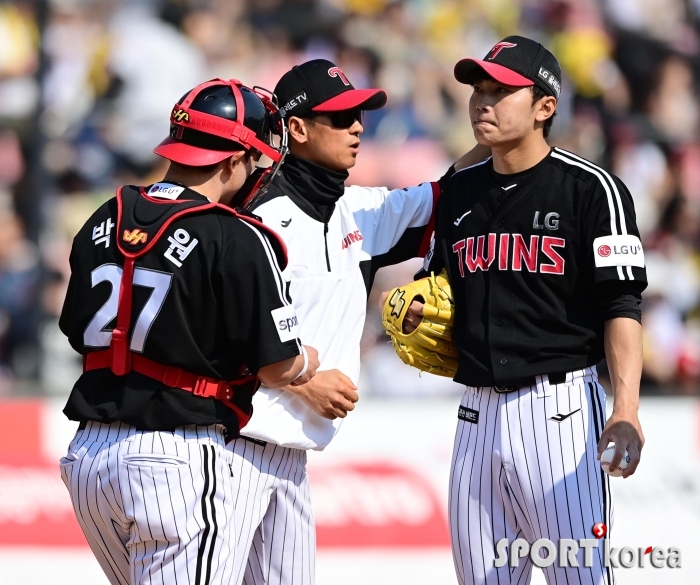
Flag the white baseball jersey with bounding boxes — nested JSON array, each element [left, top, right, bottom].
[[241, 181, 437, 450], [449, 368, 614, 585]]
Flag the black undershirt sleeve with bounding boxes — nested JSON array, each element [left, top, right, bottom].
[[595, 280, 644, 323]]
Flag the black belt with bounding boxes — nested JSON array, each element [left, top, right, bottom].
[[493, 371, 567, 393]]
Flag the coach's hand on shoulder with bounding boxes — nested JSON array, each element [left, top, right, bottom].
[[288, 369, 359, 420], [597, 411, 644, 479], [454, 143, 491, 171], [258, 346, 319, 389]]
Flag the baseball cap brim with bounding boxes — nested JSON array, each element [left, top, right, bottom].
[[312, 88, 387, 112], [153, 137, 238, 167], [454, 59, 533, 87]]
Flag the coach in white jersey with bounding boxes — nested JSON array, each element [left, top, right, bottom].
[[226, 60, 488, 585], [407, 37, 646, 584]]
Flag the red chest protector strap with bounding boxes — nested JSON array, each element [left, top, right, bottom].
[[84, 186, 289, 425]]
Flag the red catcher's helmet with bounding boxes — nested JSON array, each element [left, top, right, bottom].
[[154, 78, 288, 167]]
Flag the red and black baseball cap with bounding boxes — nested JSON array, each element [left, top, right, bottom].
[[454, 36, 562, 99], [154, 79, 285, 167], [274, 59, 387, 118]]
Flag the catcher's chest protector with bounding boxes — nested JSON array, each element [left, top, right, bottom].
[[83, 186, 289, 423]]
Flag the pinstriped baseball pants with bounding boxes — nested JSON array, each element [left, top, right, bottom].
[[228, 438, 315, 585], [449, 367, 615, 585], [60, 421, 237, 585]]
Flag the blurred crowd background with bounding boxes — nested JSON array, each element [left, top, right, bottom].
[[1, 0, 699, 397]]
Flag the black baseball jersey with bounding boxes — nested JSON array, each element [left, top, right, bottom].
[[59, 184, 302, 437], [423, 147, 647, 387]]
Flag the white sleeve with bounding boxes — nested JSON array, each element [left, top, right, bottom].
[[343, 182, 439, 258]]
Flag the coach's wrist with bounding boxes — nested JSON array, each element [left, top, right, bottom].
[[284, 380, 306, 395]]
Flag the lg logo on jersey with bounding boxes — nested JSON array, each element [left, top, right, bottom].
[[593, 235, 645, 268], [452, 234, 565, 277], [532, 211, 559, 230]]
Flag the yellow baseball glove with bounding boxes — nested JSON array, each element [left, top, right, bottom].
[[381, 270, 458, 377]]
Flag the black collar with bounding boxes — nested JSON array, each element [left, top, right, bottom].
[[278, 155, 348, 223]]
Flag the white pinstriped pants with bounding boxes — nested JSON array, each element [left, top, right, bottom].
[[449, 367, 615, 585], [228, 438, 315, 585], [60, 421, 237, 585]]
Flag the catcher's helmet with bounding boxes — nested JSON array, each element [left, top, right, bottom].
[[154, 78, 287, 168]]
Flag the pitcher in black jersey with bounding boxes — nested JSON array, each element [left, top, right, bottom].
[[58, 78, 319, 585], [404, 37, 646, 584]]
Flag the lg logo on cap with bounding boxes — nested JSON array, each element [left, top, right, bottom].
[[328, 67, 350, 86]]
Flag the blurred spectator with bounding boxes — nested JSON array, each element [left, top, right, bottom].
[[0, 196, 40, 392], [0, 0, 697, 395], [0, 0, 39, 119]]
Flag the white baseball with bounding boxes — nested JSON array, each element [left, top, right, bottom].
[[600, 444, 630, 477]]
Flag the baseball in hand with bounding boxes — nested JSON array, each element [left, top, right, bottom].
[[600, 444, 630, 477]]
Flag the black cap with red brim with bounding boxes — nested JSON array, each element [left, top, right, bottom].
[[275, 59, 387, 118], [312, 87, 386, 112], [454, 36, 562, 99]]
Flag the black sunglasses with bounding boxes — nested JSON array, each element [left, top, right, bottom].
[[306, 107, 363, 129]]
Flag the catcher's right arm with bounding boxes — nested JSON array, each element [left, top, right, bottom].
[[380, 270, 459, 377]]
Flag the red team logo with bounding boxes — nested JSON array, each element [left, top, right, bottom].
[[488, 42, 518, 60], [598, 244, 612, 257], [328, 67, 350, 86]]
